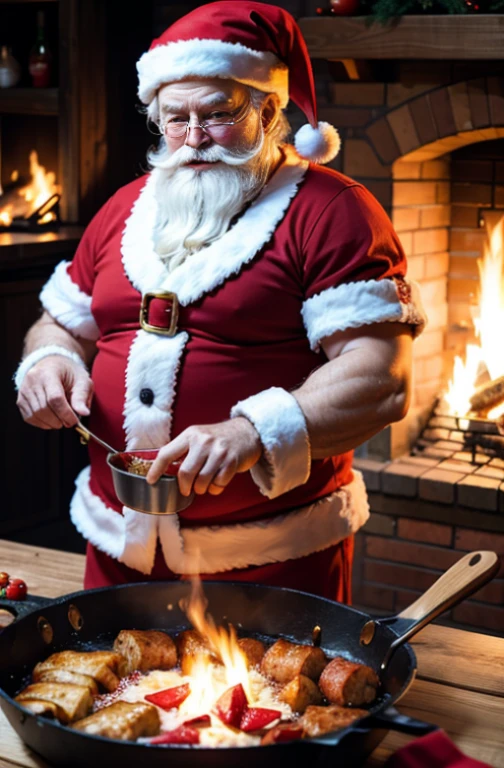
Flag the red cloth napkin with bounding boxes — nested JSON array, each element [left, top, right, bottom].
[[384, 731, 492, 768]]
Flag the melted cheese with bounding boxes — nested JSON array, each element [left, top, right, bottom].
[[119, 666, 292, 747]]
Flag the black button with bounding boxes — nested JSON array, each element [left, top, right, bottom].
[[140, 388, 154, 406]]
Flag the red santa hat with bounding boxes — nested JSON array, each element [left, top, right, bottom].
[[136, 0, 340, 165]]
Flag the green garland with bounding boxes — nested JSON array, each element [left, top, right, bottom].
[[359, 0, 504, 20]]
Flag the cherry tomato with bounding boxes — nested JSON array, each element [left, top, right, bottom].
[[0, 572, 9, 587], [330, 0, 361, 15], [5, 578, 27, 601]]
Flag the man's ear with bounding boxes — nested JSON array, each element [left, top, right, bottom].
[[261, 94, 280, 133]]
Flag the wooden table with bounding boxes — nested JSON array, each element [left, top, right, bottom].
[[0, 540, 503, 768]]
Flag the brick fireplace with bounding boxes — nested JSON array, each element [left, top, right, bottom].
[[293, 51, 504, 634]]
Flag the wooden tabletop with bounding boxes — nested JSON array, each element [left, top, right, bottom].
[[0, 539, 503, 768]]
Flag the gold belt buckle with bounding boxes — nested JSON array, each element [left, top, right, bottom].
[[139, 292, 179, 336]]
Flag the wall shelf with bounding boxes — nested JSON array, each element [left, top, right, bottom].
[[0, 88, 58, 115], [298, 14, 504, 60]]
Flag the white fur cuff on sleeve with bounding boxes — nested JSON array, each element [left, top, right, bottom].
[[40, 261, 100, 341], [14, 345, 87, 391], [230, 387, 311, 500]]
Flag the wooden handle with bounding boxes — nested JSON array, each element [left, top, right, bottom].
[[398, 551, 499, 623]]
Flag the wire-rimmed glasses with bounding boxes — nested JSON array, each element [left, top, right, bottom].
[[160, 99, 253, 140]]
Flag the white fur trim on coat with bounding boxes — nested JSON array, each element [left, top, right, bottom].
[[120, 146, 308, 302], [70, 467, 369, 575], [39, 261, 100, 341], [137, 39, 289, 106], [230, 387, 311, 499], [123, 330, 188, 450], [302, 277, 427, 352], [14, 345, 86, 391], [70, 467, 159, 574]]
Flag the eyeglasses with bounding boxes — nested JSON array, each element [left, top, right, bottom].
[[160, 99, 253, 140]]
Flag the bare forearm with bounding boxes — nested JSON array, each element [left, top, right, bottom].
[[293, 330, 412, 459], [23, 311, 96, 365]]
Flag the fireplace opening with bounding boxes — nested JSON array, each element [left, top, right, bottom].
[[0, 150, 61, 232], [392, 139, 504, 460]]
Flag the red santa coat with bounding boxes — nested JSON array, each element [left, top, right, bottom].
[[40, 148, 425, 577]]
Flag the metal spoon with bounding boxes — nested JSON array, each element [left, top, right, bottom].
[[74, 417, 118, 455]]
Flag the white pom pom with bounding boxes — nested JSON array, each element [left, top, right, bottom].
[[294, 121, 341, 165]]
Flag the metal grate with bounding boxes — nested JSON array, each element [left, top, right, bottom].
[[0, 193, 61, 233], [413, 405, 504, 464]]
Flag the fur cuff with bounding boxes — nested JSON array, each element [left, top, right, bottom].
[[230, 386, 311, 499], [302, 277, 427, 352], [40, 261, 100, 341], [14, 345, 86, 391]]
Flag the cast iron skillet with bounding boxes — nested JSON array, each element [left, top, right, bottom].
[[0, 550, 499, 768]]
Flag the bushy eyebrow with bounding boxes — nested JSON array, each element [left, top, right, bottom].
[[159, 92, 233, 117]]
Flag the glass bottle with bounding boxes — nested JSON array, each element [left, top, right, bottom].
[[28, 11, 52, 88], [0, 46, 21, 88]]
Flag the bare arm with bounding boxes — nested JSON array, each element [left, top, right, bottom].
[[22, 311, 97, 363], [16, 311, 97, 429], [293, 321, 412, 458]]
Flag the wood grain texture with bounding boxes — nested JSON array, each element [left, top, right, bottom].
[[412, 624, 504, 697], [0, 90, 58, 116], [298, 15, 504, 61], [398, 551, 499, 622], [0, 541, 84, 598]]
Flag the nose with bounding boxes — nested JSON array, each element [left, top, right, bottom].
[[184, 124, 212, 149]]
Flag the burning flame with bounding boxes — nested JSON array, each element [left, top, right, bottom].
[[0, 151, 60, 226], [443, 216, 504, 418], [179, 576, 252, 715]]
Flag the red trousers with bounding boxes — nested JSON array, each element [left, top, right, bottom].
[[84, 536, 354, 604]]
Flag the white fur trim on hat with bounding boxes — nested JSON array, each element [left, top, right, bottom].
[[230, 386, 311, 499], [137, 38, 289, 106], [294, 121, 341, 165]]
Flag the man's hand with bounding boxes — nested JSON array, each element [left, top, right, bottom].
[[16, 356, 94, 429], [146, 417, 262, 496]]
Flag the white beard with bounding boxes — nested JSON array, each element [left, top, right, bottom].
[[151, 138, 274, 272]]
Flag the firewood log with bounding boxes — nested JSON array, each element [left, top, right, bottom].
[[469, 375, 504, 414]]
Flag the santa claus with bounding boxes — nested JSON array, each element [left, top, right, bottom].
[[15, 2, 425, 596]]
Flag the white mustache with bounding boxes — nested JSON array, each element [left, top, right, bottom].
[[156, 132, 264, 171]]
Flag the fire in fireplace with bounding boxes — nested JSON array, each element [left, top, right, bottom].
[[441, 214, 504, 426], [0, 150, 61, 232]]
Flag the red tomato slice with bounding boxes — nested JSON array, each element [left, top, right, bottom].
[[150, 725, 200, 745], [240, 707, 281, 732], [144, 683, 190, 710], [213, 683, 248, 728]]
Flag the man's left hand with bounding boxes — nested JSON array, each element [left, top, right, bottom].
[[146, 417, 262, 496]]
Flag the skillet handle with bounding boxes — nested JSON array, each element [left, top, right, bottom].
[[0, 594, 52, 625], [373, 551, 499, 669], [361, 706, 438, 737]]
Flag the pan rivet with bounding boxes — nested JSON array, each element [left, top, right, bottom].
[[360, 620, 376, 646], [37, 616, 53, 645], [312, 625, 322, 647], [68, 604, 84, 631]]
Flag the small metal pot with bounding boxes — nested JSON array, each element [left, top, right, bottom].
[[107, 449, 194, 515]]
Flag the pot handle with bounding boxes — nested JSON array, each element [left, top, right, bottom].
[[364, 550, 499, 670], [0, 594, 52, 626], [358, 706, 438, 737]]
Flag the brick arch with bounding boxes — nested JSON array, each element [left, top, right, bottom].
[[377, 78, 504, 456], [366, 76, 504, 166]]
